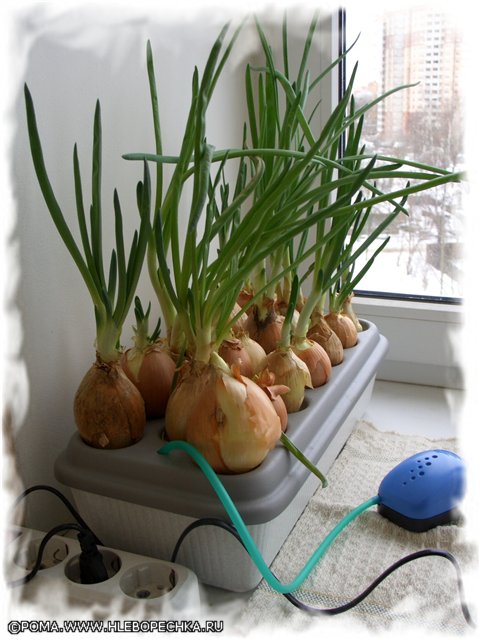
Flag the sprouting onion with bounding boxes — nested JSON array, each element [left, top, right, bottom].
[[123, 14, 462, 471], [219, 13, 462, 355], [144, 22, 245, 355], [121, 297, 176, 419], [262, 276, 312, 413], [253, 22, 462, 355], [135, 24, 367, 471], [24, 85, 151, 448]]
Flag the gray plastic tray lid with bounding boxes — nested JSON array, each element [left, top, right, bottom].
[[55, 321, 387, 524]]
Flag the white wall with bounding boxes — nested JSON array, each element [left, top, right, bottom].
[[5, 3, 336, 531], [7, 4, 249, 531], [353, 298, 464, 389]]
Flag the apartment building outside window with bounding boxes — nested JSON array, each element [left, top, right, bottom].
[[346, 4, 465, 301]]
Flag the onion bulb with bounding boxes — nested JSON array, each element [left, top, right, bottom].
[[325, 312, 358, 348], [74, 359, 146, 449], [342, 293, 363, 332], [121, 342, 176, 419], [237, 289, 254, 313], [244, 308, 285, 354], [275, 301, 300, 333], [292, 339, 331, 387], [256, 369, 289, 431], [165, 355, 281, 473], [262, 348, 312, 413], [307, 314, 344, 366], [237, 334, 267, 374], [218, 334, 267, 378], [229, 303, 249, 335], [290, 309, 300, 334], [218, 338, 255, 378]]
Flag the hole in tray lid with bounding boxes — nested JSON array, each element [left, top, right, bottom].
[[296, 396, 310, 411]]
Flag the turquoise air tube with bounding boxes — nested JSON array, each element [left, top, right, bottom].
[[158, 440, 380, 594]]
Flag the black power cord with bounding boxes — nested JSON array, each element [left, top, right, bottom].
[[76, 528, 109, 584], [9, 485, 475, 628], [8, 484, 107, 587], [11, 484, 103, 545], [171, 517, 475, 628], [8, 523, 108, 587]]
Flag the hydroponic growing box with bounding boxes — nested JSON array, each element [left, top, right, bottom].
[[55, 320, 387, 592]]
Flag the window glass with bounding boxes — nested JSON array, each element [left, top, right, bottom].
[[346, 4, 465, 300]]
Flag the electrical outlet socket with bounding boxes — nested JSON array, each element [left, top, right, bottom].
[[6, 527, 201, 616]]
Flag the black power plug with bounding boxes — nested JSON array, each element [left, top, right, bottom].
[[77, 529, 108, 584]]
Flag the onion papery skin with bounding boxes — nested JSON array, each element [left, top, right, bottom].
[[237, 289, 254, 314], [256, 371, 289, 432], [275, 300, 289, 318], [164, 361, 282, 474], [244, 308, 285, 354], [121, 344, 176, 419], [342, 295, 363, 333], [275, 302, 300, 332], [307, 315, 344, 366], [237, 334, 267, 375], [74, 360, 146, 449], [290, 309, 300, 334], [267, 388, 288, 431], [293, 339, 332, 387], [325, 312, 358, 348], [218, 338, 255, 378], [262, 349, 312, 413], [230, 303, 249, 334]]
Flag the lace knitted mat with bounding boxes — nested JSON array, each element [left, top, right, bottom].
[[236, 421, 477, 638]]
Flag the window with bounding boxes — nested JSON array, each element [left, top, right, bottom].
[[340, 5, 464, 389], [345, 4, 465, 302]]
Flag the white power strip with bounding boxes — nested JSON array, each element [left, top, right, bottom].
[[6, 527, 201, 616]]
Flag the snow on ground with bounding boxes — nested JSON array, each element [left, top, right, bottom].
[[353, 240, 462, 298]]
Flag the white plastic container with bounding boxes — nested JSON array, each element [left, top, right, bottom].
[[55, 321, 387, 592]]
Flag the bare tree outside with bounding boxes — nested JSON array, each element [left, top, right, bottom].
[[347, 4, 465, 298]]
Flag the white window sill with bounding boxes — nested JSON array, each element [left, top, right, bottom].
[[353, 296, 463, 324], [352, 296, 464, 389]]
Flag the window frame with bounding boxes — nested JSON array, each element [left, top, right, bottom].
[[338, 7, 464, 389]]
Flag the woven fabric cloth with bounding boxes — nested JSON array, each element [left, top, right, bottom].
[[237, 421, 477, 637]]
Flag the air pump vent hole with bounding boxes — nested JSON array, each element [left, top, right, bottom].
[[403, 481, 407, 485], [419, 471, 425, 476], [426, 462, 432, 466], [425, 457, 430, 461], [432, 454, 438, 458], [418, 465, 423, 469], [411, 475, 416, 480]]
